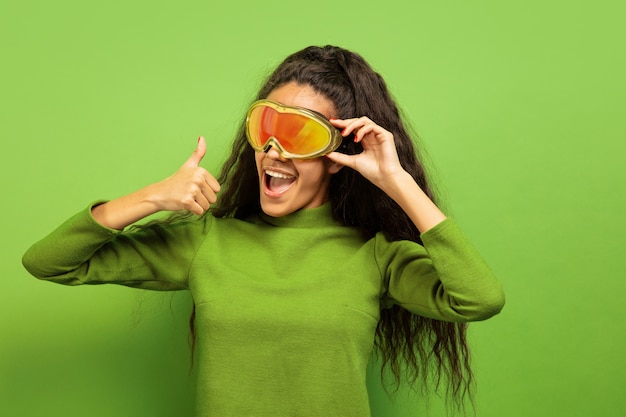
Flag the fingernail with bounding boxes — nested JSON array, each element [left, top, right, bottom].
[[354, 135, 358, 142]]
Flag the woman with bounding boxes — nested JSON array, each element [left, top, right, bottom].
[[23, 45, 505, 416]]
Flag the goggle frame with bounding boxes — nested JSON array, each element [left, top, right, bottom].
[[245, 99, 344, 159]]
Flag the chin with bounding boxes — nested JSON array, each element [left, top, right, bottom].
[[260, 202, 290, 218]]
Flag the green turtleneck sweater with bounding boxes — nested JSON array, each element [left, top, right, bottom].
[[22, 202, 504, 417]]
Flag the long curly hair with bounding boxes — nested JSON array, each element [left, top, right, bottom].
[[193, 45, 473, 410]]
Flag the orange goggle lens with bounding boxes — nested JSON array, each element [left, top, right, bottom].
[[245, 100, 342, 159]]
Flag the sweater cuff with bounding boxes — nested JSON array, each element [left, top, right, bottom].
[[420, 217, 457, 243], [85, 200, 124, 235]]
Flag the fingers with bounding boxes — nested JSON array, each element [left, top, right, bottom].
[[174, 169, 220, 215], [327, 117, 403, 186], [190, 185, 213, 215], [198, 170, 220, 205], [325, 151, 356, 170], [203, 169, 221, 194], [180, 188, 210, 215], [330, 117, 392, 145], [192, 168, 221, 214], [183, 136, 207, 168]]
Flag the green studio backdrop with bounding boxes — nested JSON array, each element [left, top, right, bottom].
[[1, 0, 624, 416]]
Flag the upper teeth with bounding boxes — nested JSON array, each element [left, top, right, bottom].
[[266, 170, 294, 179]]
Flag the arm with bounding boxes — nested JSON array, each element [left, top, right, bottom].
[[22, 137, 219, 289], [377, 220, 505, 322], [327, 117, 504, 320], [22, 204, 210, 290]]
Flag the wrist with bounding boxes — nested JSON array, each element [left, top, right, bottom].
[[141, 182, 169, 212], [381, 171, 446, 233], [91, 186, 163, 230], [378, 170, 414, 201]]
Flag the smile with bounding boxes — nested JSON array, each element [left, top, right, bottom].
[[264, 168, 296, 196]]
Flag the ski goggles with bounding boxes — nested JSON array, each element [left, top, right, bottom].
[[245, 99, 344, 159]]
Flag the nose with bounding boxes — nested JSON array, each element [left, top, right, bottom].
[[265, 144, 288, 161]]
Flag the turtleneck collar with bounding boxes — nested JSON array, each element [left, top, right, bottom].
[[258, 203, 339, 228]]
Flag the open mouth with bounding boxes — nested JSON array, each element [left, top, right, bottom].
[[264, 168, 296, 196]]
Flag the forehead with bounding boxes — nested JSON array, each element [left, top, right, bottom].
[[266, 82, 337, 119]]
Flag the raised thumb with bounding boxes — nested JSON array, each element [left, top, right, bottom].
[[183, 136, 207, 167]]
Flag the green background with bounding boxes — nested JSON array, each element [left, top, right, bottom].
[[1, 0, 624, 416]]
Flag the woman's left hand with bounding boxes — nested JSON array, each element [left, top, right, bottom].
[[328, 117, 447, 232], [326, 117, 406, 190]]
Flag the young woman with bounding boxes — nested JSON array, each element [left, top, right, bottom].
[[23, 45, 505, 416]]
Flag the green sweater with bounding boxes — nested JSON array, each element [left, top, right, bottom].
[[22, 203, 504, 417]]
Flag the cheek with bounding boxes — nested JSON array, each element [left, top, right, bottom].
[[295, 161, 331, 187], [254, 153, 264, 173]]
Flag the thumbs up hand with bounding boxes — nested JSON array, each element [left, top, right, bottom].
[[90, 137, 221, 229], [151, 136, 221, 215]]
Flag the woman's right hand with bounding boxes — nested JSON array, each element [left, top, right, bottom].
[[150, 136, 221, 215], [92, 137, 221, 230]]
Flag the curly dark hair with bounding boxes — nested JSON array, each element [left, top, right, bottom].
[[193, 45, 474, 411]]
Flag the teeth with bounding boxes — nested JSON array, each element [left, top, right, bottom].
[[265, 170, 295, 179]]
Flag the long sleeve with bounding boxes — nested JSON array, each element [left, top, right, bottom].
[[22, 202, 210, 291], [378, 218, 505, 322]]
